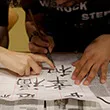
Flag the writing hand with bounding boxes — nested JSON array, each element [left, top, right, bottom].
[[26, 21, 54, 54], [29, 31, 54, 54]]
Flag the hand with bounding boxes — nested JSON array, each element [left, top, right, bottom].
[[0, 47, 54, 76], [26, 21, 54, 54], [72, 35, 110, 85], [29, 31, 54, 54]]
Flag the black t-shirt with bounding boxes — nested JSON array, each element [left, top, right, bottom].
[[21, 0, 110, 52], [0, 0, 9, 26]]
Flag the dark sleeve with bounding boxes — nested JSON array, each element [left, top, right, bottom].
[[91, 14, 110, 35], [20, 0, 32, 12], [21, 0, 43, 22], [105, 14, 110, 34], [99, 14, 110, 34], [21, 0, 42, 14], [0, 0, 9, 26]]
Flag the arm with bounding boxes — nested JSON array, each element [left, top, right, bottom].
[[0, 0, 54, 75], [25, 13, 54, 54], [0, 7, 18, 48], [72, 15, 110, 85], [0, 46, 54, 76], [0, 26, 9, 48], [0, 0, 9, 48], [21, 0, 54, 54]]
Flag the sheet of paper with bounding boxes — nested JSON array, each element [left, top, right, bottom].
[[0, 53, 96, 101], [0, 53, 110, 109]]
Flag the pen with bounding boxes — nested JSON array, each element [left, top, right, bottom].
[[46, 48, 55, 66]]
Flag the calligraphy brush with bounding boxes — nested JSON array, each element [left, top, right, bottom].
[[28, 9, 55, 66]]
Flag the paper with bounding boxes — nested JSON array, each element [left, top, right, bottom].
[[0, 53, 110, 109], [0, 53, 96, 101]]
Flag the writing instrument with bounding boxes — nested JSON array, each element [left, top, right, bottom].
[[28, 9, 55, 66], [28, 9, 41, 36], [46, 48, 55, 66]]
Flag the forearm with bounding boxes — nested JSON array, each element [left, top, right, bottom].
[[25, 21, 37, 38], [25, 21, 43, 41], [25, 12, 45, 40], [0, 26, 9, 48]]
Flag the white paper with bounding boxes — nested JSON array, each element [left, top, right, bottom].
[[0, 53, 110, 109]]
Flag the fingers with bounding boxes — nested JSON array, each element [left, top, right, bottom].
[[48, 37, 55, 53], [31, 35, 49, 47], [83, 63, 100, 85], [72, 52, 100, 85], [25, 64, 30, 76], [30, 70, 37, 75], [13, 52, 54, 76], [73, 58, 95, 85], [29, 36, 54, 54], [100, 61, 108, 84], [29, 32, 54, 54], [29, 42, 47, 54], [29, 35, 49, 54], [17, 58, 42, 76], [30, 54, 55, 69], [72, 57, 109, 85], [72, 55, 88, 80], [28, 57, 42, 74], [22, 54, 55, 76]]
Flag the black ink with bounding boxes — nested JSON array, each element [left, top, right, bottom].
[[57, 76, 61, 90], [17, 78, 45, 90], [48, 68, 61, 73], [97, 96, 110, 104], [48, 65, 72, 77], [65, 92, 83, 98], [33, 78, 37, 88], [46, 79, 72, 90], [33, 79, 45, 90], [44, 100, 47, 109], [0, 94, 10, 98], [17, 93, 35, 98], [60, 65, 72, 77], [17, 78, 32, 90]]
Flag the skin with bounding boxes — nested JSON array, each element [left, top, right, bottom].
[[0, 1, 55, 76], [0, 26, 9, 48], [0, 46, 54, 76], [0, 10, 54, 76], [72, 35, 110, 85], [0, 7, 18, 48], [24, 0, 84, 53], [26, 21, 54, 54], [23, 0, 110, 85], [27, 26, 110, 85]]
